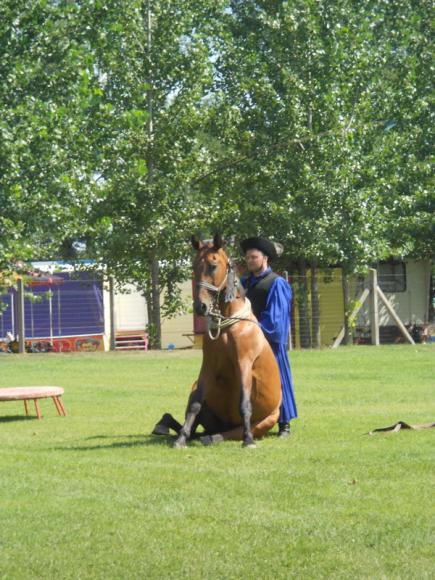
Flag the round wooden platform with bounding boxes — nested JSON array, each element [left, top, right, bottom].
[[0, 386, 66, 419]]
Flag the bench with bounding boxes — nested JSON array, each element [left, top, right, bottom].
[[0, 386, 67, 420]]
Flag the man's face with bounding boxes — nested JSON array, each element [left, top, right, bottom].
[[245, 249, 268, 274]]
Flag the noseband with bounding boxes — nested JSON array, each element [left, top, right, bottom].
[[196, 272, 229, 297]]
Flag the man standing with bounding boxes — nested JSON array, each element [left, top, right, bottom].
[[240, 237, 297, 437]]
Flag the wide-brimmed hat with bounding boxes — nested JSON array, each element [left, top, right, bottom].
[[240, 237, 283, 260]]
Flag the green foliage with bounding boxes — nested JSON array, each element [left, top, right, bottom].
[[0, 1, 432, 346], [0, 0, 103, 268], [197, 0, 434, 270], [84, 1, 224, 264]]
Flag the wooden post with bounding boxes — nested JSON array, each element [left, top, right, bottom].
[[377, 286, 415, 344], [17, 277, 26, 354], [109, 276, 116, 351], [369, 268, 380, 346]]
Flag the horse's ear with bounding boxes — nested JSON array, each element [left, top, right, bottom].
[[227, 234, 237, 248], [213, 233, 223, 251], [191, 235, 202, 251]]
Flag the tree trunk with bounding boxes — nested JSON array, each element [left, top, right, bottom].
[[310, 261, 321, 348], [298, 259, 311, 348], [341, 268, 352, 345], [144, 3, 161, 349], [150, 257, 162, 349]]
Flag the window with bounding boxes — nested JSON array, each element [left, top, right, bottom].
[[377, 261, 406, 293]]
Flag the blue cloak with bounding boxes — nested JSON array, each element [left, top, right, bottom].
[[243, 270, 298, 423]]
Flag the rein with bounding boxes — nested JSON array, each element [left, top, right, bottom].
[[207, 298, 259, 341]]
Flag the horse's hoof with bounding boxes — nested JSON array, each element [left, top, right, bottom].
[[152, 423, 170, 436], [173, 439, 187, 449], [201, 434, 224, 446], [242, 442, 257, 449]]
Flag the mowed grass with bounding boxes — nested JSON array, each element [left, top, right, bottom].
[[0, 345, 434, 579]]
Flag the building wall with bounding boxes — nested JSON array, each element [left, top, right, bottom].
[[103, 280, 194, 350], [291, 269, 345, 348], [356, 260, 431, 327], [103, 283, 148, 346], [101, 259, 430, 350], [379, 260, 431, 325], [291, 260, 431, 347], [161, 281, 194, 349]]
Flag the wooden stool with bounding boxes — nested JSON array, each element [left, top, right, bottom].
[[0, 386, 67, 419]]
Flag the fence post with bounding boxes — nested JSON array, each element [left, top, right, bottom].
[[17, 277, 26, 354], [376, 286, 415, 344], [369, 268, 380, 346]]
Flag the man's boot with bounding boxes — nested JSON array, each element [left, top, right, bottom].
[[278, 422, 290, 438]]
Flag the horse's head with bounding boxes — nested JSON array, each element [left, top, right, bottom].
[[191, 233, 237, 316]]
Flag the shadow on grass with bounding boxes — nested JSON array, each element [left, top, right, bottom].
[[55, 433, 178, 451], [0, 415, 36, 423], [56, 430, 284, 451]]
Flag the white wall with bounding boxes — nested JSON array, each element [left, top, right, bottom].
[[160, 280, 194, 349], [103, 280, 194, 349], [378, 260, 431, 325], [103, 283, 148, 342]]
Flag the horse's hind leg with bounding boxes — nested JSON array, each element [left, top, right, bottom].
[[252, 407, 280, 438]]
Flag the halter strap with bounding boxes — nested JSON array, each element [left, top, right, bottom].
[[197, 272, 228, 295]]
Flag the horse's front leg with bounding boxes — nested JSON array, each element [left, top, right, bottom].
[[173, 382, 204, 449], [238, 365, 256, 448]]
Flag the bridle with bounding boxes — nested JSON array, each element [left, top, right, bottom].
[[196, 258, 259, 340], [196, 271, 229, 297]]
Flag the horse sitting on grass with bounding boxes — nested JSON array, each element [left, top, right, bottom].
[[152, 234, 282, 448]]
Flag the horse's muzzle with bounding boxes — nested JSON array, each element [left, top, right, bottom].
[[194, 298, 210, 317]]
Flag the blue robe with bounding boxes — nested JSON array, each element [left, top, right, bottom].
[[242, 269, 297, 423]]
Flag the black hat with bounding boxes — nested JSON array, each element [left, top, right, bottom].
[[240, 237, 283, 260]]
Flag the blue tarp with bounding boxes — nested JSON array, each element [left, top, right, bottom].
[[0, 273, 104, 339]]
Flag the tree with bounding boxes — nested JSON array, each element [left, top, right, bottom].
[[0, 0, 104, 273], [0, 1, 225, 347], [78, 0, 226, 347], [193, 0, 433, 345]]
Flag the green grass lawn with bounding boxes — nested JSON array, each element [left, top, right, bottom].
[[0, 345, 434, 579]]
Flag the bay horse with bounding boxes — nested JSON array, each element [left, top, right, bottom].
[[153, 233, 281, 448]]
